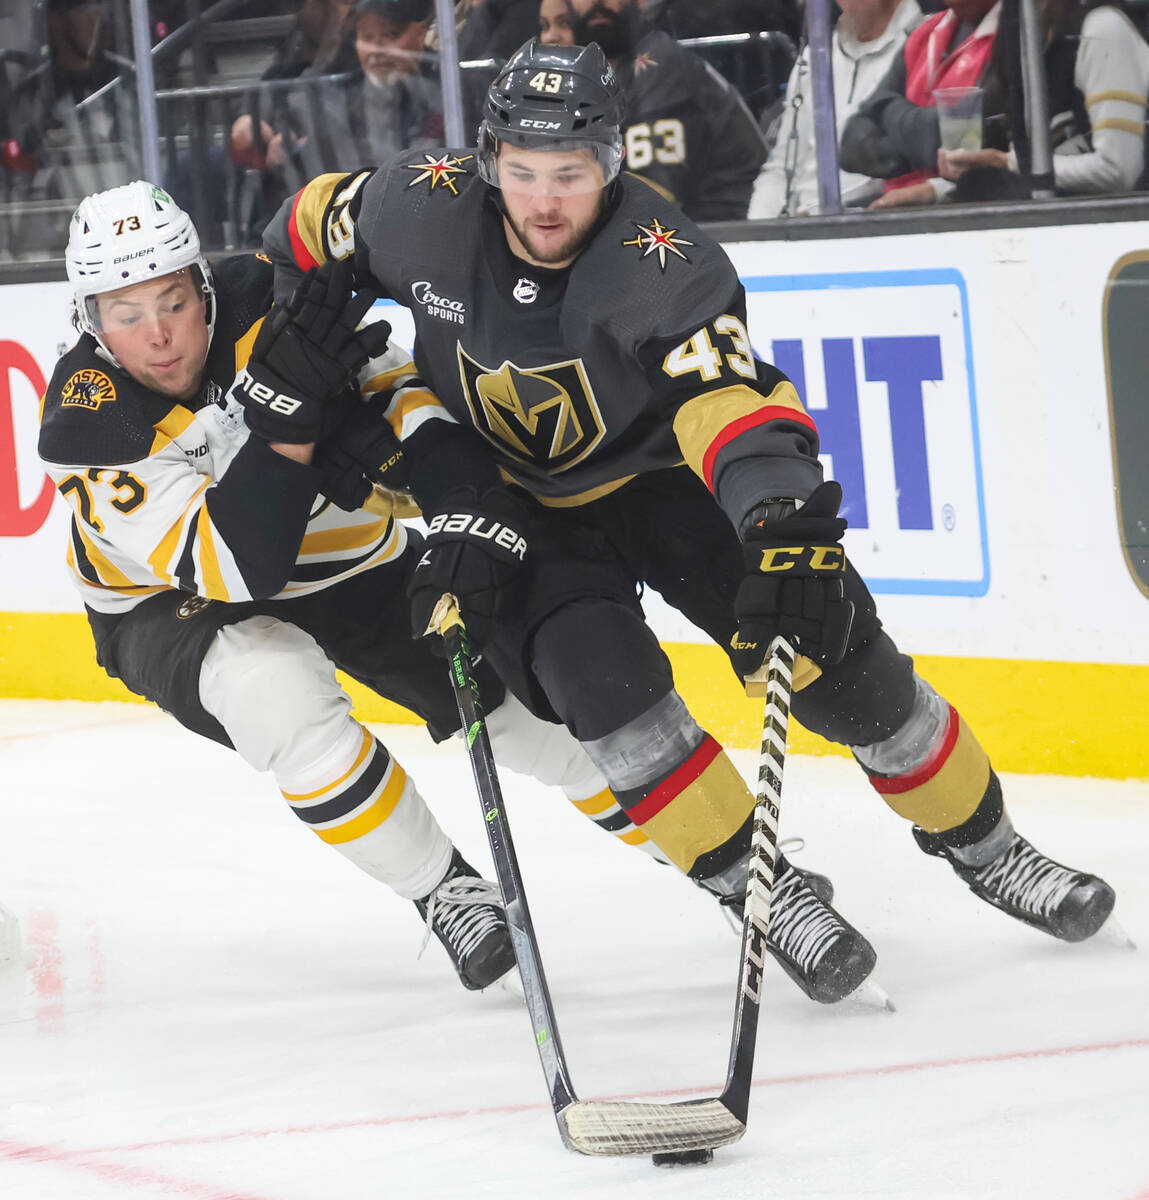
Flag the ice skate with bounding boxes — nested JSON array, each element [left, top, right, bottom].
[[705, 852, 877, 1004], [914, 827, 1116, 943], [415, 850, 517, 990]]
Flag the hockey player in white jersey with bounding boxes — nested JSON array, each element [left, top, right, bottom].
[[38, 180, 609, 993]]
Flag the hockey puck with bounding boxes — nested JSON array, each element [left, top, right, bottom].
[[652, 1148, 715, 1167]]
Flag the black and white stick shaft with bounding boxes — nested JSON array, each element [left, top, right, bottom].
[[432, 593, 793, 1158]]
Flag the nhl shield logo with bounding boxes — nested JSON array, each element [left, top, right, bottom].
[[457, 347, 605, 472], [61, 368, 116, 411]]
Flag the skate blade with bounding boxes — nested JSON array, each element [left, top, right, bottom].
[[849, 975, 896, 1013], [1093, 912, 1137, 951], [491, 966, 526, 1002]]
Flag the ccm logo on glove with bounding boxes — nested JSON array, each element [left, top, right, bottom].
[[755, 545, 845, 573], [235, 370, 304, 417], [425, 512, 527, 560]]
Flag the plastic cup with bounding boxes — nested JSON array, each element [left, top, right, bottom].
[[934, 86, 984, 152]]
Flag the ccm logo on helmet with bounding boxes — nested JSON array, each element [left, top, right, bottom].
[[236, 370, 302, 416], [518, 119, 563, 130], [427, 512, 528, 560]]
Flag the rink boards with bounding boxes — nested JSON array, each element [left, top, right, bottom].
[[1, 219, 1146, 778]]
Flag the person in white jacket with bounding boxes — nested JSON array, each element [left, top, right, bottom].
[[937, 1, 1149, 197], [749, 0, 922, 217]]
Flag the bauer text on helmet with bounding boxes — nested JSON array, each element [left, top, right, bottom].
[[66, 180, 215, 346]]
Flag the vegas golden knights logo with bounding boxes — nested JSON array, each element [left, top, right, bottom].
[[61, 368, 116, 411], [457, 347, 605, 472]]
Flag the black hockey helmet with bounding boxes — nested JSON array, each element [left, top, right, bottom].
[[478, 39, 626, 192]]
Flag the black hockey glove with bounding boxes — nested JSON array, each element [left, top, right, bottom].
[[314, 397, 408, 512], [732, 481, 855, 678], [408, 486, 529, 649], [235, 259, 392, 444]]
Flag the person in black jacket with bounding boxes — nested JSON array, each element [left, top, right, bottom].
[[565, 0, 769, 219]]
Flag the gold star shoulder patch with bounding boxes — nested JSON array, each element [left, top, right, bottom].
[[621, 217, 694, 270], [405, 153, 474, 196], [61, 368, 116, 411]]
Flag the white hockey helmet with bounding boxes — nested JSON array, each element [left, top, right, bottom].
[[65, 180, 216, 344]]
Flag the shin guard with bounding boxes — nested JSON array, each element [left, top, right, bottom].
[[853, 675, 992, 835], [580, 691, 755, 879]]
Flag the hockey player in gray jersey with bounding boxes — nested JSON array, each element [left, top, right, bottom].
[[563, 0, 768, 220], [264, 40, 1116, 1004], [38, 180, 613, 995]]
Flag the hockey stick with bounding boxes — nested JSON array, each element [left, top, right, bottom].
[[431, 592, 794, 1156]]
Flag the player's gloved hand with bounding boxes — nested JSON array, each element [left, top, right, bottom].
[[408, 486, 529, 648], [234, 259, 392, 444], [732, 481, 855, 677], [314, 396, 408, 512]]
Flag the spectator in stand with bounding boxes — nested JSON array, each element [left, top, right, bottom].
[[937, 0, 1149, 199], [2, 0, 131, 252], [230, 0, 360, 172], [838, 0, 1002, 208], [749, 0, 923, 216], [6, 0, 119, 166], [538, 0, 575, 45], [264, 0, 359, 79], [565, 0, 769, 220], [228, 0, 442, 230]]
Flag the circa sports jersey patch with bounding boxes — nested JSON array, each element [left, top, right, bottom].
[[457, 346, 606, 473], [61, 368, 117, 411], [621, 217, 694, 270], [412, 279, 466, 324], [405, 153, 473, 196]]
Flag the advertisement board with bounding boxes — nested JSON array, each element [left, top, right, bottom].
[[1, 223, 1147, 775]]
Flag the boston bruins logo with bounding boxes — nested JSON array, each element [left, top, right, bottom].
[[61, 368, 116, 411], [457, 347, 605, 472]]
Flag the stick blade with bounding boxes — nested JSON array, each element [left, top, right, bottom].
[[560, 1098, 745, 1156]]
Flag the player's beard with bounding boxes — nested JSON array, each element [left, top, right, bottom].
[[572, 1, 641, 60], [503, 194, 605, 266]]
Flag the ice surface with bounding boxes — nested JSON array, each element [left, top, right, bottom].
[[1, 700, 1147, 1200]]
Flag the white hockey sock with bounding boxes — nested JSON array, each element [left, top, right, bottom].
[[200, 616, 452, 899], [484, 690, 669, 862]]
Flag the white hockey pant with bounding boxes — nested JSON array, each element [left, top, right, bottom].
[[198, 616, 451, 899]]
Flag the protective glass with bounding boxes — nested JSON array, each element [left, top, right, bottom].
[[84, 266, 208, 335], [478, 131, 623, 196]]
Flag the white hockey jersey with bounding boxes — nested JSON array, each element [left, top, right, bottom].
[[38, 254, 408, 615]]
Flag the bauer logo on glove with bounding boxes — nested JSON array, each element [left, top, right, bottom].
[[234, 370, 304, 418], [425, 512, 528, 561]]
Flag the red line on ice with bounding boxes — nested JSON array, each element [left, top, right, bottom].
[[37, 1033, 1149, 1158], [0, 1139, 277, 1200]]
